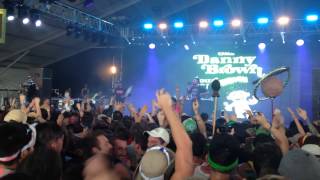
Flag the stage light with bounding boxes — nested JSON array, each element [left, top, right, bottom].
[[199, 20, 208, 29], [257, 17, 269, 24], [277, 16, 290, 26], [35, 19, 42, 27], [258, 43, 266, 50], [143, 23, 153, 30], [184, 44, 189, 50], [158, 23, 167, 30], [110, 66, 117, 75], [7, 15, 15, 21], [22, 17, 30, 24], [213, 19, 224, 27], [149, 43, 155, 49], [174, 21, 184, 29], [296, 39, 304, 46], [306, 14, 318, 22], [231, 19, 241, 27]]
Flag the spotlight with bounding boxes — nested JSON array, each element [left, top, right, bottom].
[[7, 15, 15, 21], [257, 17, 269, 24], [174, 21, 184, 29], [258, 43, 266, 50], [110, 65, 117, 75], [184, 44, 189, 50], [149, 43, 155, 49], [158, 23, 167, 30], [22, 17, 30, 24], [213, 19, 224, 27], [306, 14, 318, 22], [143, 23, 153, 30], [231, 19, 241, 27], [277, 16, 290, 26], [296, 39, 304, 46], [35, 19, 42, 27], [199, 20, 208, 29]]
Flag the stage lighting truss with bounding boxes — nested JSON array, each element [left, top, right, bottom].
[[36, 1, 120, 37], [128, 19, 320, 45]]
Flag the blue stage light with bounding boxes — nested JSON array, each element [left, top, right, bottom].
[[257, 17, 269, 24], [174, 21, 184, 28], [149, 43, 155, 49], [296, 39, 304, 46], [144, 23, 153, 30], [213, 20, 224, 27], [306, 14, 318, 22], [258, 43, 266, 50]]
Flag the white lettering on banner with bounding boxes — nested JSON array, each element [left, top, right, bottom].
[[193, 53, 264, 77]]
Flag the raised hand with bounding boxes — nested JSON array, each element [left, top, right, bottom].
[[155, 89, 172, 110], [296, 107, 308, 121], [255, 112, 271, 130], [272, 109, 283, 129], [288, 107, 298, 119], [192, 99, 199, 114], [145, 113, 155, 123]]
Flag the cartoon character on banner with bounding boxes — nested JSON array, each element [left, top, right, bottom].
[[223, 90, 258, 118]]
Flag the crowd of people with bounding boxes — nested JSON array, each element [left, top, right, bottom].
[[0, 86, 320, 180]]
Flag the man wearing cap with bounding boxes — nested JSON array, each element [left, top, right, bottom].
[[0, 122, 36, 178], [144, 127, 170, 148]]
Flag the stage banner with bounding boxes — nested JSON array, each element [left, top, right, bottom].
[[193, 52, 265, 118]]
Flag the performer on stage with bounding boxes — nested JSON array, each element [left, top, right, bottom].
[[81, 84, 90, 98], [186, 76, 208, 101], [113, 82, 126, 102]]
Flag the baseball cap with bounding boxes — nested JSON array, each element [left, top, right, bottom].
[[182, 118, 198, 133], [144, 128, 170, 144], [0, 122, 36, 163], [4, 110, 27, 124], [279, 149, 320, 180], [135, 146, 175, 180], [301, 144, 320, 156]]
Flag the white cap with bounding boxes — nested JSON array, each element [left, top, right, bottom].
[[4, 109, 27, 124], [302, 144, 320, 156], [144, 127, 170, 144]]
